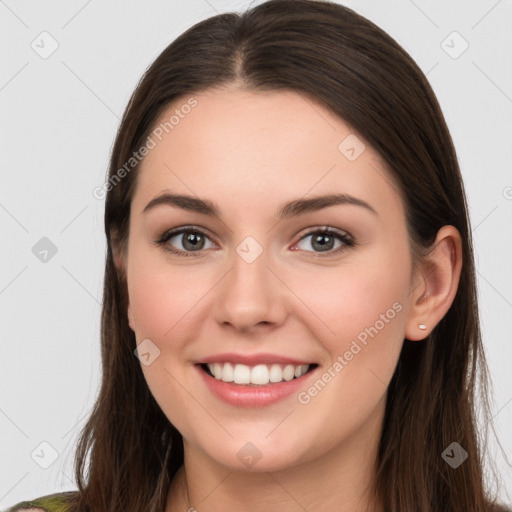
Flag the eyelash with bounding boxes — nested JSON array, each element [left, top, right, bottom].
[[154, 225, 355, 258]]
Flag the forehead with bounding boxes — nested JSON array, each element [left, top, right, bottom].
[[132, 87, 404, 221]]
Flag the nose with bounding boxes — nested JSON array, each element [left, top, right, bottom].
[[213, 245, 288, 333]]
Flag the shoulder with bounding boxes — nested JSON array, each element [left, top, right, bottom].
[[5, 491, 78, 512]]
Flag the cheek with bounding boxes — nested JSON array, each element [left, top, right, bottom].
[[126, 248, 207, 434], [286, 273, 407, 450], [126, 246, 207, 341], [289, 252, 409, 354], [287, 248, 409, 409]]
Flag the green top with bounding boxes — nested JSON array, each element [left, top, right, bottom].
[[5, 492, 75, 512], [6, 491, 510, 512]]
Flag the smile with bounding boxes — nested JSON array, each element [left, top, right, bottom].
[[196, 360, 319, 407], [202, 362, 316, 386]]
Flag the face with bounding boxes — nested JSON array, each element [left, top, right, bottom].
[[122, 87, 416, 473]]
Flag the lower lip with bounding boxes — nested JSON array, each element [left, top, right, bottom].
[[196, 364, 317, 408]]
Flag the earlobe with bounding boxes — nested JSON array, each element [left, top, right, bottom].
[[113, 248, 124, 273], [111, 230, 126, 276], [110, 230, 135, 332], [405, 225, 463, 341], [127, 303, 136, 332]]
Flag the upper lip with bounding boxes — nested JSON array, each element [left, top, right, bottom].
[[197, 353, 315, 366]]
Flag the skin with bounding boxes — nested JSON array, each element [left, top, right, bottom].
[[113, 87, 462, 512]]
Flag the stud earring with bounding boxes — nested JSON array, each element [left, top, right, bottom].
[[418, 323, 427, 330]]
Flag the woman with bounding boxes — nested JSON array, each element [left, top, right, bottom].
[[8, 0, 509, 511]]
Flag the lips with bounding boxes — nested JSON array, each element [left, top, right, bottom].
[[196, 361, 319, 407], [198, 352, 314, 366]]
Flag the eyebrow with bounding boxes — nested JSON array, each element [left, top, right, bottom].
[[142, 192, 378, 219]]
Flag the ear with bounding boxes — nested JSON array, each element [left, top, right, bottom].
[[127, 299, 136, 333], [405, 225, 463, 341], [111, 229, 136, 333]]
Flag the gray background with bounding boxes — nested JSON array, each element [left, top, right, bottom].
[[1, 0, 511, 508]]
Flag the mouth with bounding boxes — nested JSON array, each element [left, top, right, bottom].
[[199, 362, 319, 387]]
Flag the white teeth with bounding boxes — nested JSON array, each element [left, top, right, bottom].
[[251, 364, 269, 385], [221, 362, 234, 382], [205, 362, 311, 385], [269, 364, 282, 383], [282, 364, 295, 381], [212, 363, 223, 380], [233, 364, 251, 384]]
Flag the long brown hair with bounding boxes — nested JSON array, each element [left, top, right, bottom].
[[67, 1, 506, 510]]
